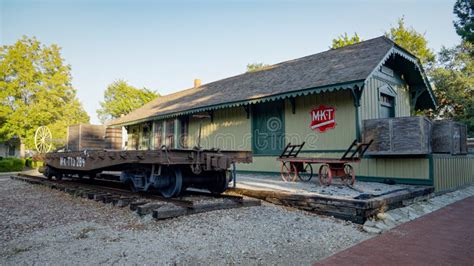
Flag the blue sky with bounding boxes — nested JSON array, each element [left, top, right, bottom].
[[1, 0, 461, 124]]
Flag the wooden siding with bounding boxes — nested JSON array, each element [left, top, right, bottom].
[[355, 157, 430, 180], [285, 90, 356, 151], [360, 72, 411, 122], [187, 107, 251, 150], [237, 152, 342, 172], [432, 155, 474, 192], [237, 153, 430, 182]]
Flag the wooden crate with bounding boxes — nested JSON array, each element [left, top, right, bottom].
[[363, 116, 432, 156], [105, 127, 123, 150], [67, 124, 105, 151], [432, 120, 468, 155]]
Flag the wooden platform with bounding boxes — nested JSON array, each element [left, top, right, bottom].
[[231, 174, 434, 224]]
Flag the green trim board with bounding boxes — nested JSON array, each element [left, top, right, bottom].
[[356, 176, 433, 186], [111, 80, 365, 127]]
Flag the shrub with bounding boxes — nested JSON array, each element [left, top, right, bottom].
[[32, 160, 44, 168], [0, 158, 25, 172]]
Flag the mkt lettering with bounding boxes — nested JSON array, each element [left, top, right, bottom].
[[309, 105, 336, 132]]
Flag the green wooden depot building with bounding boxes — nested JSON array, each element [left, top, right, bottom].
[[109, 36, 473, 192]]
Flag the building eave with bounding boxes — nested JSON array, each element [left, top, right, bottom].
[[109, 79, 365, 127]]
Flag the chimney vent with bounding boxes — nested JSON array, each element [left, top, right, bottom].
[[194, 79, 201, 88]]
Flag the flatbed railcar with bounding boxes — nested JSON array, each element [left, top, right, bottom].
[[39, 147, 252, 198]]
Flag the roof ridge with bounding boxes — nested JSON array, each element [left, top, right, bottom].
[[109, 35, 393, 126], [149, 35, 390, 97]]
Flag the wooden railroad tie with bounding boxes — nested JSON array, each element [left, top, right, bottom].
[[152, 198, 261, 220], [10, 174, 263, 220]]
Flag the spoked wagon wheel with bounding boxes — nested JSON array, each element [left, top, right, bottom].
[[280, 162, 298, 182], [297, 163, 313, 182], [319, 164, 333, 186], [34, 126, 53, 153], [342, 164, 355, 186]]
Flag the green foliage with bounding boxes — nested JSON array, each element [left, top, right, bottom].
[[430, 41, 474, 135], [0, 36, 90, 150], [331, 33, 362, 49], [453, 0, 473, 44], [25, 157, 43, 168], [97, 80, 158, 123], [0, 158, 25, 172], [246, 63, 271, 73], [386, 17, 436, 67]]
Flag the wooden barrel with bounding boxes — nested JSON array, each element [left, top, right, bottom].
[[105, 127, 122, 150]]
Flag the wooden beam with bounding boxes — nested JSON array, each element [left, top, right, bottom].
[[290, 97, 296, 114], [243, 105, 250, 119]]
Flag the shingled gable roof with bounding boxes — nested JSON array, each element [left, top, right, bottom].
[[109, 36, 434, 127]]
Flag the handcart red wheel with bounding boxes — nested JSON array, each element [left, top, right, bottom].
[[341, 164, 355, 186], [277, 140, 373, 186], [280, 162, 298, 182], [319, 164, 333, 186], [297, 163, 313, 182]]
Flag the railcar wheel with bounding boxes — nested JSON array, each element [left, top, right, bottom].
[[280, 162, 298, 182], [44, 165, 53, 180], [208, 171, 229, 194], [55, 172, 63, 181], [127, 180, 138, 192], [298, 163, 313, 182], [319, 164, 332, 186], [88, 172, 98, 180], [159, 168, 183, 198], [342, 164, 355, 186]]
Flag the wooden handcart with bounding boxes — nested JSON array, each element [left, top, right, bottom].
[[277, 140, 373, 186]]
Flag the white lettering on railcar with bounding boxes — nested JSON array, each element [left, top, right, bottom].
[[60, 157, 86, 168]]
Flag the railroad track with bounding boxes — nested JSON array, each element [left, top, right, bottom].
[[10, 174, 261, 220]]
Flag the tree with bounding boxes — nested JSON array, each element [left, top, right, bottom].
[[246, 63, 270, 73], [430, 41, 474, 135], [0, 36, 89, 150], [97, 80, 158, 123], [386, 17, 436, 67], [331, 33, 362, 49], [453, 0, 473, 44]]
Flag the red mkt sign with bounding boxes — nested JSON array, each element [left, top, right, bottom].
[[310, 105, 336, 132]]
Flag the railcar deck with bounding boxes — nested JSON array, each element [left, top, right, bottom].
[[38, 148, 252, 198]]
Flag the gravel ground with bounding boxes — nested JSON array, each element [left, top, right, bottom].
[[0, 176, 370, 265], [237, 173, 412, 198]]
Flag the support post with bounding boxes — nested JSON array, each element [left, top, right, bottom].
[[232, 162, 237, 188], [351, 85, 364, 141], [410, 86, 426, 113], [290, 97, 296, 114], [243, 105, 250, 119]]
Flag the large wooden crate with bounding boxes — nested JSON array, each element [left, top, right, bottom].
[[432, 120, 468, 155], [105, 127, 123, 150], [363, 116, 432, 156], [67, 124, 105, 151]]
